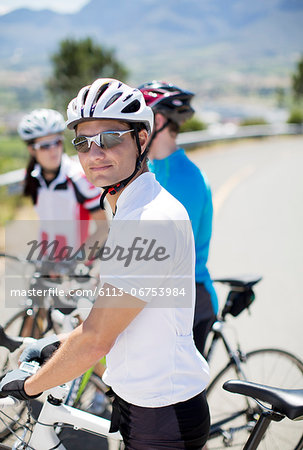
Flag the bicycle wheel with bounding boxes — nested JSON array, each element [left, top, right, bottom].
[[206, 348, 303, 449]]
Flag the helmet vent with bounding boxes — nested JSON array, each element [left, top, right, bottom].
[[83, 89, 89, 104], [90, 83, 110, 115], [172, 99, 183, 106], [104, 92, 123, 110], [81, 90, 90, 117], [95, 83, 110, 103], [123, 94, 133, 102], [121, 100, 140, 114]]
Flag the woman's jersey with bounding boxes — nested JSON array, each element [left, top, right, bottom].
[[30, 154, 101, 250]]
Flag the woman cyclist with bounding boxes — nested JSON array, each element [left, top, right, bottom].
[[18, 108, 106, 255]]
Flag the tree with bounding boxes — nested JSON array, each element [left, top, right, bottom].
[[287, 107, 303, 124], [275, 87, 286, 108], [46, 37, 128, 110], [292, 55, 303, 101]]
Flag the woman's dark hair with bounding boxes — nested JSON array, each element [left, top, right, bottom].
[[23, 138, 39, 204], [24, 154, 40, 204]]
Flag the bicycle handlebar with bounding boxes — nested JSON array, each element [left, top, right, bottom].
[[0, 396, 21, 408], [1, 252, 95, 281]]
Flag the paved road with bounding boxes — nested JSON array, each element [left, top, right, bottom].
[[1, 135, 302, 358], [1, 135, 302, 448], [189, 135, 303, 361]]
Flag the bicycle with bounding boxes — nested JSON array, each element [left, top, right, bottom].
[[0, 360, 122, 450], [222, 379, 303, 450], [0, 252, 100, 339], [0, 254, 110, 443], [0, 361, 302, 450], [0, 252, 101, 384], [0, 327, 112, 448], [2, 262, 302, 448], [206, 275, 303, 449]]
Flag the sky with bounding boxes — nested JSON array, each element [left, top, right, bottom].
[[0, 0, 90, 15]]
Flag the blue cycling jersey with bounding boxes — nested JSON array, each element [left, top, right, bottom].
[[148, 149, 218, 314]]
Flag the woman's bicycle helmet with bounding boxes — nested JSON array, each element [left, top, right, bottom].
[[18, 109, 66, 142]]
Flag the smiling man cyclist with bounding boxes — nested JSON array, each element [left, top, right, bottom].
[[0, 79, 210, 449]]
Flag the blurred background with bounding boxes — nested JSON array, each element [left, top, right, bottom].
[[0, 0, 302, 358], [1, 0, 303, 133]]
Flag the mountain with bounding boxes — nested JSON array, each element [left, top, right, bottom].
[[0, 0, 302, 109]]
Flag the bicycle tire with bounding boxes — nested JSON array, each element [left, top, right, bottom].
[[4, 308, 47, 339], [1, 308, 46, 379], [0, 253, 41, 442], [206, 348, 303, 449], [0, 310, 30, 377]]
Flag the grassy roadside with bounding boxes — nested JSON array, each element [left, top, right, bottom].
[[1, 133, 301, 228], [0, 131, 76, 174], [0, 200, 37, 251], [0, 135, 27, 174]]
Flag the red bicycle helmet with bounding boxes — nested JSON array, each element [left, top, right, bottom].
[[138, 81, 195, 125]]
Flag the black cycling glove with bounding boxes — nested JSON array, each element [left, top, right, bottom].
[[0, 368, 41, 400], [19, 334, 60, 365]]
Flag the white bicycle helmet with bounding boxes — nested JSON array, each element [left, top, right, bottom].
[[66, 78, 153, 135], [18, 109, 66, 142], [66, 78, 154, 209]]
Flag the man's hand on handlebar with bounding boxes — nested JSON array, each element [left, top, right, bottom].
[[0, 365, 42, 400], [19, 334, 61, 365]]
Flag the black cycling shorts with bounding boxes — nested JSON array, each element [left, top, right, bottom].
[[193, 282, 216, 356], [108, 390, 210, 449]]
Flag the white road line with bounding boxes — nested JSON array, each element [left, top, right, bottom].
[[213, 165, 256, 216]]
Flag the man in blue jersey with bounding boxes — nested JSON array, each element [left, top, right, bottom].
[[139, 81, 218, 355]]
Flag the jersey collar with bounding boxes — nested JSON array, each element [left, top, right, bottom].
[[114, 172, 156, 219]]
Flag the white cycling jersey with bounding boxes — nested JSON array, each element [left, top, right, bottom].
[[31, 154, 101, 250], [101, 172, 209, 407]]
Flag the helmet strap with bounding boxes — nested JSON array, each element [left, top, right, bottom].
[[99, 124, 145, 210], [146, 118, 170, 152]]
